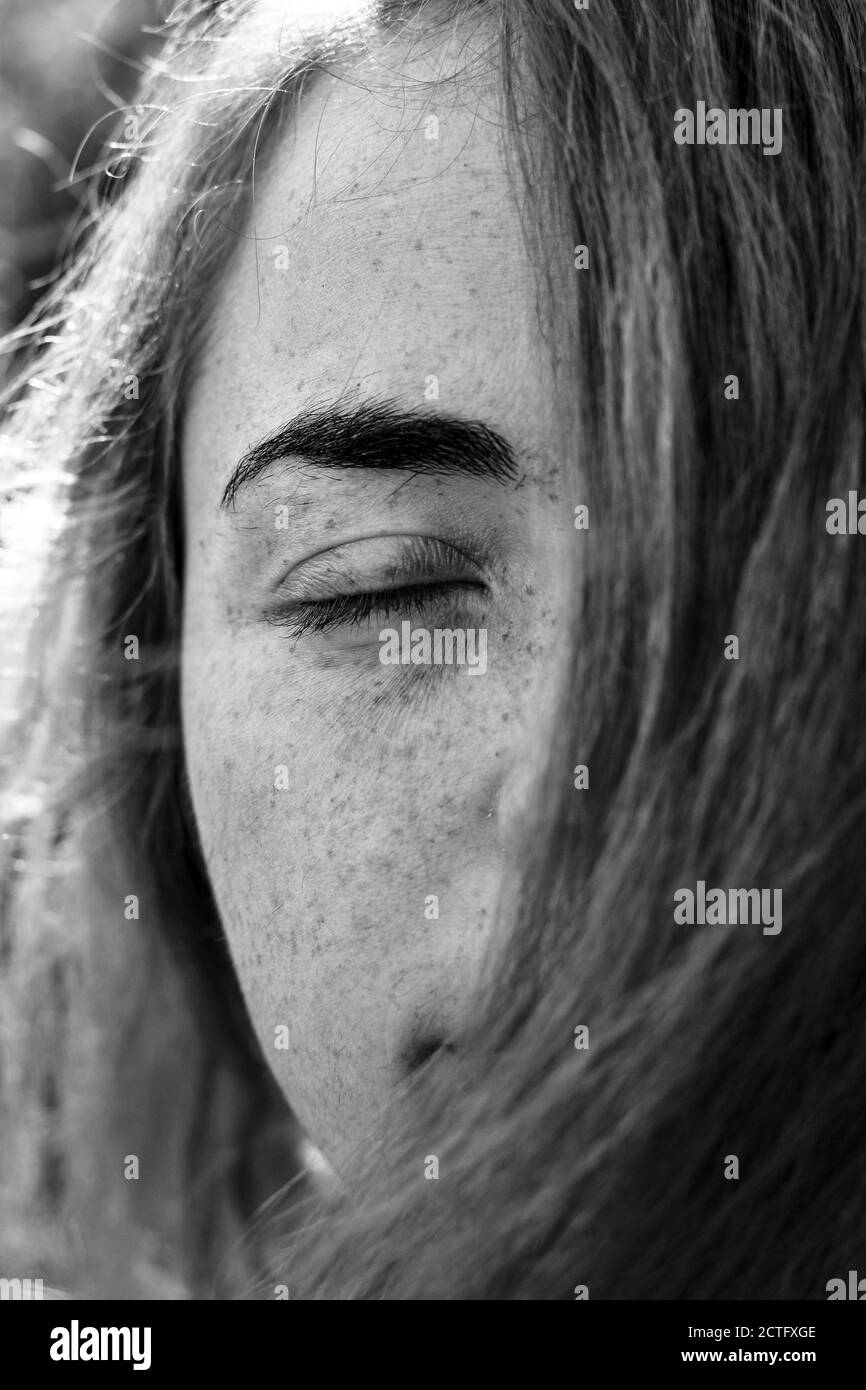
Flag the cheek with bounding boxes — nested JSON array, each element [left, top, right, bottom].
[[180, 591, 516, 1149]]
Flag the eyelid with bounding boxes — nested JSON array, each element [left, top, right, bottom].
[[272, 533, 487, 603], [267, 578, 487, 639]]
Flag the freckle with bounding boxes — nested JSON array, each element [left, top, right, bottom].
[[501, 711, 509, 723], [413, 239, 423, 252]]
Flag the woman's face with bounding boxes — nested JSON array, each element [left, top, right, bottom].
[[181, 22, 575, 1167]]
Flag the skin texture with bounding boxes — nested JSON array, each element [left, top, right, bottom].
[[180, 16, 575, 1170]]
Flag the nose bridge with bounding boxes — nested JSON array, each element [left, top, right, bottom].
[[487, 665, 561, 854]]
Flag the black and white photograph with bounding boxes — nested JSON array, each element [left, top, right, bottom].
[[0, 0, 864, 1348]]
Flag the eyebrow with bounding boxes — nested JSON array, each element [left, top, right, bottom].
[[219, 399, 519, 510]]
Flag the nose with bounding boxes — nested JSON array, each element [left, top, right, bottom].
[[401, 1035, 457, 1077]]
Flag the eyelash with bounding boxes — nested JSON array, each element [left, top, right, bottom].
[[271, 580, 485, 638]]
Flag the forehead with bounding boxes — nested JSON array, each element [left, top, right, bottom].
[[185, 16, 560, 470]]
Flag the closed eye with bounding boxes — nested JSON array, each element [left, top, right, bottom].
[[266, 579, 487, 639]]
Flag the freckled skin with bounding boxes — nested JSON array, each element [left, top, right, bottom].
[[181, 24, 575, 1169]]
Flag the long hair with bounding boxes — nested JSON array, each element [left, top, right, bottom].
[[1, 0, 864, 1299]]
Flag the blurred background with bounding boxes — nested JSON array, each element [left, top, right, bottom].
[[0, 0, 165, 335]]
